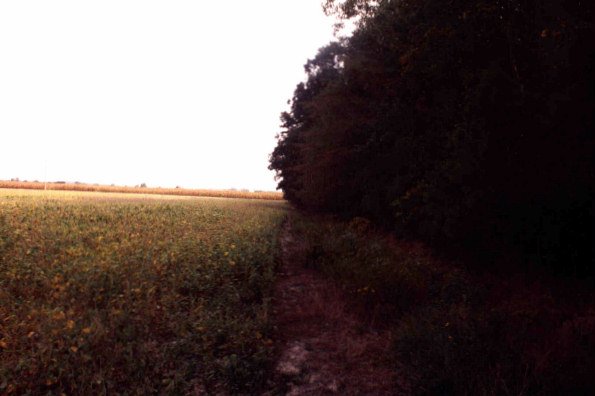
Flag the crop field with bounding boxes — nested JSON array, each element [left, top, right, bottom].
[[0, 189, 287, 394], [0, 180, 284, 201]]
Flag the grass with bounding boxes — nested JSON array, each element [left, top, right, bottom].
[[291, 213, 595, 395], [0, 189, 287, 394], [0, 180, 284, 200]]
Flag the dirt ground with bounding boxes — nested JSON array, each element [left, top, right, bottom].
[[264, 219, 410, 395]]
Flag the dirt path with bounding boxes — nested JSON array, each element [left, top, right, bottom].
[[265, 219, 407, 395]]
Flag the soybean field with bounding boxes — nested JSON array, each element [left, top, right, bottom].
[[0, 189, 287, 394]]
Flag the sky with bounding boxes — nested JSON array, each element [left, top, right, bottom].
[[0, 1, 342, 191]]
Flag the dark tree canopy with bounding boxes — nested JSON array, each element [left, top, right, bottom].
[[271, 0, 594, 276]]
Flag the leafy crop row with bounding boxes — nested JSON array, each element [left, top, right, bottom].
[[0, 190, 287, 394]]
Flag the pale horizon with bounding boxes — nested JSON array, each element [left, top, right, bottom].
[[0, 1, 345, 191]]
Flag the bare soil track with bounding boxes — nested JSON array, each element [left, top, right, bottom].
[[265, 218, 408, 395]]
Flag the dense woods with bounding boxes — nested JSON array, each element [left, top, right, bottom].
[[270, 0, 594, 276]]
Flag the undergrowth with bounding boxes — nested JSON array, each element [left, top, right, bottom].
[[292, 213, 595, 395]]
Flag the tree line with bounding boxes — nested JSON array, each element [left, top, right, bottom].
[[270, 0, 594, 276]]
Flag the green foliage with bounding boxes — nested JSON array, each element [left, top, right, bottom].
[[270, 0, 594, 275], [0, 190, 287, 394]]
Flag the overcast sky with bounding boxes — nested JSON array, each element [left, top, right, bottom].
[[0, 1, 341, 191]]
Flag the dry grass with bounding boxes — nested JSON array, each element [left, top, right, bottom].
[[0, 180, 283, 200]]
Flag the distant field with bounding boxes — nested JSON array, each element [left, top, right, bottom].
[[0, 189, 287, 394], [0, 180, 284, 200]]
